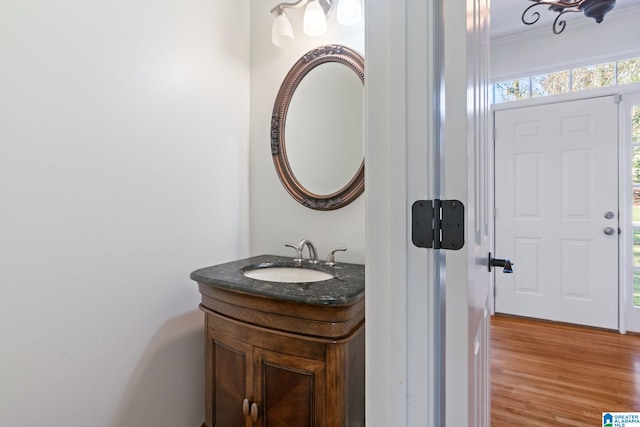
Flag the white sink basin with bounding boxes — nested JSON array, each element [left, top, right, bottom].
[[243, 266, 334, 283]]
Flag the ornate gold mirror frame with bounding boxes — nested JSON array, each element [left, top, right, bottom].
[[271, 45, 365, 211]]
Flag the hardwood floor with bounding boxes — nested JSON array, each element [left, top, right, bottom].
[[491, 314, 640, 426]]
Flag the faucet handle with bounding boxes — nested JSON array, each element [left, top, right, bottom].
[[326, 248, 347, 266], [285, 243, 303, 262]]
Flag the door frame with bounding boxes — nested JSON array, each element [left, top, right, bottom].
[[364, 0, 445, 425], [365, 0, 490, 426], [491, 86, 640, 333]]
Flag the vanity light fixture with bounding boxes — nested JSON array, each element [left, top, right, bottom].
[[522, 0, 616, 34], [272, 7, 295, 47], [270, 0, 362, 47], [303, 0, 328, 36]]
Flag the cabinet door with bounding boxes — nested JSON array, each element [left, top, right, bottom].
[[208, 331, 253, 427], [253, 348, 325, 427]]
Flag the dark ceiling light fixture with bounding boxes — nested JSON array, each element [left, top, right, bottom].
[[522, 0, 616, 34]]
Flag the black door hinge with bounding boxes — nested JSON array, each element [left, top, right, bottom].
[[411, 199, 464, 250]]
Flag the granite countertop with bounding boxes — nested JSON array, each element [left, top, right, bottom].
[[190, 254, 365, 305]]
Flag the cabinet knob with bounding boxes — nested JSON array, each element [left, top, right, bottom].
[[242, 399, 250, 417], [251, 402, 259, 422]]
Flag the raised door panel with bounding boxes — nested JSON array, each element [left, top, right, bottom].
[[254, 348, 325, 427], [208, 331, 253, 427]]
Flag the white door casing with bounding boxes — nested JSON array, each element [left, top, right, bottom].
[[366, 0, 491, 425], [366, 0, 491, 426], [365, 0, 446, 426], [494, 96, 619, 330]]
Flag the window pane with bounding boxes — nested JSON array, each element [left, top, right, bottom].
[[531, 71, 570, 97], [493, 78, 530, 103], [633, 147, 640, 185], [632, 106, 640, 307], [618, 57, 640, 85], [634, 194, 640, 306], [633, 106, 640, 145], [635, 267, 640, 306], [634, 188, 640, 220], [635, 225, 640, 306], [572, 62, 615, 91]]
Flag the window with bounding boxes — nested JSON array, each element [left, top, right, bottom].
[[531, 70, 570, 98], [632, 105, 640, 306], [493, 78, 530, 103], [572, 62, 615, 92], [493, 56, 640, 104], [619, 58, 640, 85]]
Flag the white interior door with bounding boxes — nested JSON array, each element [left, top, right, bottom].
[[444, 0, 491, 426], [494, 96, 619, 329]]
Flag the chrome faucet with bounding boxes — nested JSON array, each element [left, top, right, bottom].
[[285, 243, 303, 262], [299, 239, 318, 263], [326, 247, 347, 266], [285, 239, 318, 263]]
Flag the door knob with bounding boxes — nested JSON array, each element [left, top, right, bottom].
[[243, 399, 250, 417], [251, 403, 259, 422], [488, 252, 513, 273], [604, 227, 616, 236]]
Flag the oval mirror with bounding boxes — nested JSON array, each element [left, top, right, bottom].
[[271, 45, 364, 210]]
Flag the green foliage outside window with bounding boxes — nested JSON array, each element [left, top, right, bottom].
[[630, 105, 640, 306], [572, 62, 615, 91], [618, 58, 640, 85], [632, 107, 640, 185], [531, 70, 570, 98], [633, 105, 640, 145], [494, 78, 530, 103]]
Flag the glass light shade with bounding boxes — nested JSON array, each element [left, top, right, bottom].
[[272, 10, 294, 47], [303, 0, 327, 37], [337, 0, 362, 26]]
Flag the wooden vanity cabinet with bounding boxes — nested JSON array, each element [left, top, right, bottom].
[[199, 287, 365, 427], [207, 320, 326, 427]]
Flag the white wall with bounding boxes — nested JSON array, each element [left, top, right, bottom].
[[492, 6, 640, 81], [249, 0, 365, 264], [0, 1, 249, 426]]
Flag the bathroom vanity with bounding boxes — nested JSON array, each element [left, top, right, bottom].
[[191, 255, 365, 427]]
